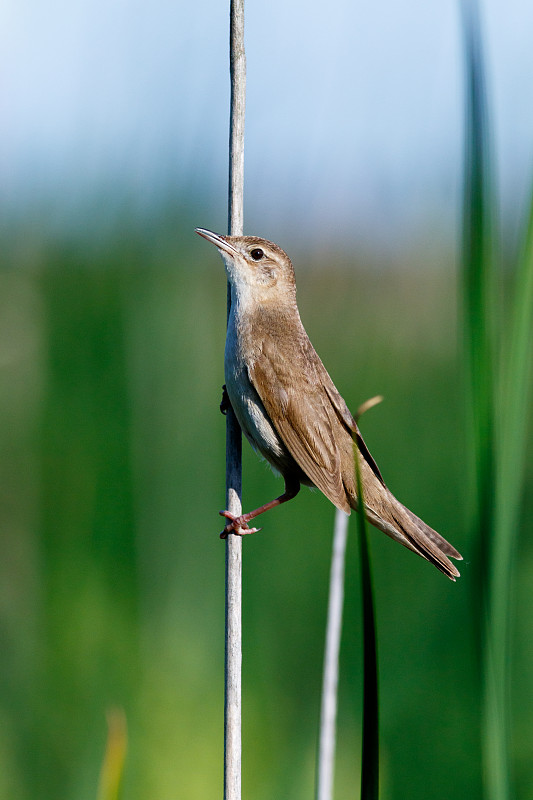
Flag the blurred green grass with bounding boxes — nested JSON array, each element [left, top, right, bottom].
[[461, 5, 533, 798], [1, 220, 531, 799]]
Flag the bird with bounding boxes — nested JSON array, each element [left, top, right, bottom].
[[196, 227, 462, 580]]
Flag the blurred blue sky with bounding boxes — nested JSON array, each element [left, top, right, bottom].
[[2, 0, 533, 247]]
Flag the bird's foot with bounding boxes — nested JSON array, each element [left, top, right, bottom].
[[220, 385, 231, 415], [219, 510, 262, 539]]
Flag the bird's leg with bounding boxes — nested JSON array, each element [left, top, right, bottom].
[[219, 479, 300, 538]]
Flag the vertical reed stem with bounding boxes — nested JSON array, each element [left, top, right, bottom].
[[224, 2, 246, 799], [316, 509, 349, 800], [354, 460, 379, 800], [460, 3, 510, 798]]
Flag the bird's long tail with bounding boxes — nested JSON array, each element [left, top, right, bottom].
[[351, 485, 462, 581]]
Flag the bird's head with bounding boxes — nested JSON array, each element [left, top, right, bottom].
[[196, 228, 297, 307]]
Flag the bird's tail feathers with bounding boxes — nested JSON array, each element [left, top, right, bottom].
[[357, 492, 462, 581]]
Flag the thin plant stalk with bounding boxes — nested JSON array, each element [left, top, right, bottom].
[[316, 398, 381, 800], [460, 0, 496, 594], [485, 124, 533, 800], [461, 3, 507, 799], [493, 168, 533, 606], [491, 184, 533, 667], [460, 25, 499, 798], [354, 451, 379, 800], [460, 2, 528, 798], [224, 2, 246, 799], [316, 508, 349, 800]]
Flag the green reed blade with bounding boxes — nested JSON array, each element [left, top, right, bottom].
[[459, 1, 531, 798]]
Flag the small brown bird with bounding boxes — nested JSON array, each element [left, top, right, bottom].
[[196, 228, 462, 580]]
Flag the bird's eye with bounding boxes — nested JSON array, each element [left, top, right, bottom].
[[250, 248, 264, 261]]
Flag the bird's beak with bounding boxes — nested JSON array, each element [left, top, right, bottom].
[[195, 228, 239, 257]]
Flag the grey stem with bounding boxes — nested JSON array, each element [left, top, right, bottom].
[[224, 2, 246, 800], [316, 509, 349, 800]]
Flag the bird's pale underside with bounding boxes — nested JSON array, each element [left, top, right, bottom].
[[196, 227, 463, 581]]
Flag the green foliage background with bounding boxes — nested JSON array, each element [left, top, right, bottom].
[[1, 211, 532, 799]]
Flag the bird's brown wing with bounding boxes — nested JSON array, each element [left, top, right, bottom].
[[249, 341, 352, 513], [292, 344, 385, 486], [322, 380, 385, 486], [249, 329, 462, 579]]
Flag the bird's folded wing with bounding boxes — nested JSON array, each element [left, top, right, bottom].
[[299, 351, 385, 486], [322, 379, 385, 486], [249, 351, 351, 512]]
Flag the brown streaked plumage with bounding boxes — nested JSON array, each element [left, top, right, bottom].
[[196, 227, 463, 580]]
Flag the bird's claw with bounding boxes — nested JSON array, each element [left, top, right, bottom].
[[220, 385, 231, 415], [219, 510, 261, 539]]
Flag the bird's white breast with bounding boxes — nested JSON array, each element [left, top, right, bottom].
[[224, 305, 285, 463]]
